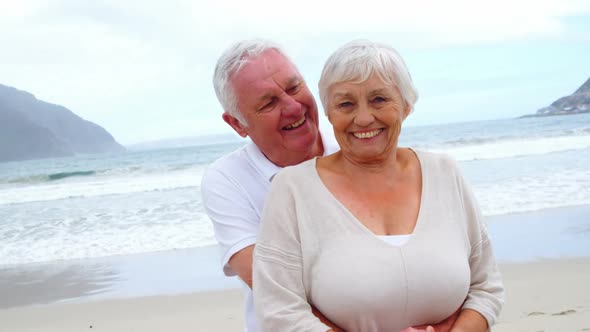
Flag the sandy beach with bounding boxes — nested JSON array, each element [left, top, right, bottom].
[[0, 259, 588, 331], [1, 205, 589, 331]]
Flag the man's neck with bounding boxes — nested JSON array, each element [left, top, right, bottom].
[[266, 137, 324, 168]]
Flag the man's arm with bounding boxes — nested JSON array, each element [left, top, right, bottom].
[[228, 245, 255, 288], [230, 245, 345, 331]]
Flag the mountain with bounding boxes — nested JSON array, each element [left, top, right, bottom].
[[524, 77, 590, 117], [0, 84, 125, 162]]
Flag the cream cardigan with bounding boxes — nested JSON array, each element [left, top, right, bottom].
[[253, 150, 504, 332]]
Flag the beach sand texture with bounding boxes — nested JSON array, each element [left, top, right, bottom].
[[1, 259, 589, 332]]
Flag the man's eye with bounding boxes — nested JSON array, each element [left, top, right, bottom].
[[286, 84, 301, 94], [260, 98, 277, 111]]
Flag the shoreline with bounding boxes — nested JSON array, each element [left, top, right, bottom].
[[1, 204, 589, 331], [1, 204, 589, 309], [1, 258, 588, 331]]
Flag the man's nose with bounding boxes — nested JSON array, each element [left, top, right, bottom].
[[280, 95, 302, 117]]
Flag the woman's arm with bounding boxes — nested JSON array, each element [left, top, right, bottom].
[[254, 245, 331, 332], [252, 172, 333, 332], [450, 309, 488, 332], [454, 158, 505, 329]]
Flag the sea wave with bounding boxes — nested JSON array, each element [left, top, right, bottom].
[[0, 163, 199, 186], [0, 188, 216, 266], [48, 170, 96, 181], [428, 134, 590, 161], [0, 166, 207, 205]]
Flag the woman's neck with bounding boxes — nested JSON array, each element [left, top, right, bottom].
[[322, 148, 412, 187]]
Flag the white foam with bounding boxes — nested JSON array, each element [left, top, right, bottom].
[[475, 168, 590, 216], [431, 134, 590, 161], [0, 166, 206, 205], [0, 188, 217, 266]]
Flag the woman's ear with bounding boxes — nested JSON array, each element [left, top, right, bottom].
[[222, 113, 248, 137], [326, 110, 334, 124], [402, 104, 412, 120]]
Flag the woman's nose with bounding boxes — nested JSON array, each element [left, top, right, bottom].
[[354, 105, 375, 126]]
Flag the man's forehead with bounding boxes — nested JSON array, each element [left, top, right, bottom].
[[233, 51, 301, 85]]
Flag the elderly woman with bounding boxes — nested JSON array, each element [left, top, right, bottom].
[[252, 40, 504, 332]]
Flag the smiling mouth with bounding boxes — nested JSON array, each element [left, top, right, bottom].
[[352, 129, 383, 139], [282, 117, 306, 130]]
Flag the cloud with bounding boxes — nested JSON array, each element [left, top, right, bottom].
[[0, 0, 589, 143]]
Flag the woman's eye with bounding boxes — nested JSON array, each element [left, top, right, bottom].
[[372, 96, 386, 103], [338, 101, 353, 108]]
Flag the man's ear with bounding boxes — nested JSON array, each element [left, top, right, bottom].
[[222, 113, 248, 137]]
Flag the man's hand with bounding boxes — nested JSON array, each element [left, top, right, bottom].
[[311, 306, 345, 332], [401, 308, 460, 332], [400, 327, 434, 332]]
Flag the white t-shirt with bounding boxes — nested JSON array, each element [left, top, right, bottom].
[[377, 234, 412, 246], [201, 130, 338, 332]]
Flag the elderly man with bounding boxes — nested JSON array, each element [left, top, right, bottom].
[[201, 40, 339, 332]]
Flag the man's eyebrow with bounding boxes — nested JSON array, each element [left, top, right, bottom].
[[256, 77, 303, 103], [256, 93, 274, 103], [285, 76, 302, 87]]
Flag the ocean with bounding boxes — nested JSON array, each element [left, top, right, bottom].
[[1, 113, 589, 267]]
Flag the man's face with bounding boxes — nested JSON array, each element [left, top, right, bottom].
[[224, 50, 321, 166]]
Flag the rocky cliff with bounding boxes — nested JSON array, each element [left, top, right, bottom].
[[0, 84, 125, 162], [532, 77, 590, 116]]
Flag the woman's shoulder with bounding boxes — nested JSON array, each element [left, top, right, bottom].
[[271, 158, 318, 185], [412, 149, 460, 173]]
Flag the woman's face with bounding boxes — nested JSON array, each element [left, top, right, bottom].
[[326, 74, 409, 165]]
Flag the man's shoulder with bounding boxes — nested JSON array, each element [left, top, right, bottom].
[[201, 143, 255, 189], [207, 143, 252, 174]]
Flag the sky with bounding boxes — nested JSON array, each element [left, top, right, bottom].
[[1, 0, 589, 145]]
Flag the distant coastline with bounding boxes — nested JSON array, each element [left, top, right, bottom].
[[519, 109, 590, 118], [520, 77, 590, 118]]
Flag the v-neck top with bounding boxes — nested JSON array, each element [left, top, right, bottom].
[[253, 150, 504, 332]]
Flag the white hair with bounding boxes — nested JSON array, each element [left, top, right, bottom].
[[318, 39, 418, 115], [213, 39, 288, 125]]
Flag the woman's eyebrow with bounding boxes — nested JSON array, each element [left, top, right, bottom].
[[331, 91, 353, 99], [368, 88, 390, 96]]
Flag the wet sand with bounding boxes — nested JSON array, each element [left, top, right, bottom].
[[1, 205, 589, 331]]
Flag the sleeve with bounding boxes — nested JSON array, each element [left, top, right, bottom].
[[201, 166, 259, 276], [453, 161, 505, 327], [253, 172, 330, 332]]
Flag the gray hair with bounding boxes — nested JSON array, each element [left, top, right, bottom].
[[318, 40, 418, 115], [213, 39, 288, 125]]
